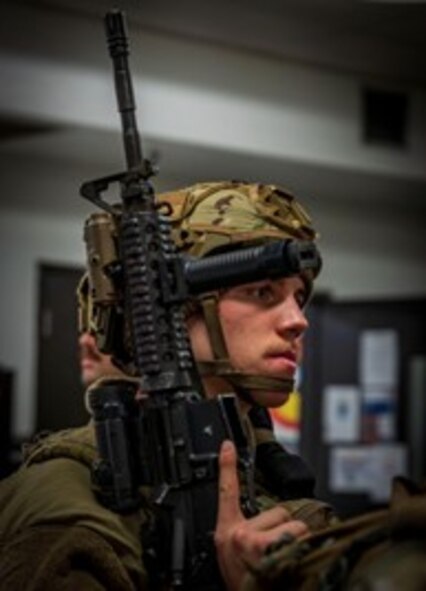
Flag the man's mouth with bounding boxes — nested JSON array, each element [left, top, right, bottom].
[[266, 349, 297, 362], [81, 347, 102, 364], [264, 350, 297, 374], [81, 358, 97, 369]]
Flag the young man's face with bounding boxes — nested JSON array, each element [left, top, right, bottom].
[[79, 332, 124, 387], [188, 275, 309, 409]]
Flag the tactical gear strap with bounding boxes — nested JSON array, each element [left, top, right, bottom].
[[200, 294, 228, 359], [197, 360, 294, 393], [249, 406, 275, 445], [230, 373, 294, 393], [76, 272, 93, 335]]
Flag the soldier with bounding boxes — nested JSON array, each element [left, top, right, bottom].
[[0, 181, 334, 590], [77, 272, 125, 388]]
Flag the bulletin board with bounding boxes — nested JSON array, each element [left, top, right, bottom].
[[300, 296, 426, 517]]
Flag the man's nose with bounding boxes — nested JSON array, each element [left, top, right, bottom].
[[276, 297, 309, 340], [79, 331, 96, 348]]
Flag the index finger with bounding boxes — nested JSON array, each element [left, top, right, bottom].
[[216, 439, 243, 526]]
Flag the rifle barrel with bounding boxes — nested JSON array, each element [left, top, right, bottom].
[[105, 10, 142, 171]]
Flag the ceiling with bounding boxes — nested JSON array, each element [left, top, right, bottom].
[[8, 0, 426, 84], [0, 0, 425, 218]]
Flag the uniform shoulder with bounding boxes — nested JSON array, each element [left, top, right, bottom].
[[0, 425, 143, 564], [21, 423, 96, 468]]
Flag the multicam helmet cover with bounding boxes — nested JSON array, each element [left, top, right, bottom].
[[163, 181, 318, 259]]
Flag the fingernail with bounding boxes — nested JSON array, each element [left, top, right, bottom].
[[221, 440, 233, 453]]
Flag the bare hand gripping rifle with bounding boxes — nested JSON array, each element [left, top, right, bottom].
[[80, 10, 321, 590]]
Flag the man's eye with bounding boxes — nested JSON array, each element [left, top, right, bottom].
[[295, 290, 308, 309], [248, 285, 275, 303]]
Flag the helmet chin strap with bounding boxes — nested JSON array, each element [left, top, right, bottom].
[[197, 294, 294, 406]]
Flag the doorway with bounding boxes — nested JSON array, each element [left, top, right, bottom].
[[37, 264, 87, 432]]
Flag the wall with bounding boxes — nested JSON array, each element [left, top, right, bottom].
[[0, 2, 425, 185], [0, 209, 84, 438]]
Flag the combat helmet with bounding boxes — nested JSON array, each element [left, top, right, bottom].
[[160, 180, 321, 399]]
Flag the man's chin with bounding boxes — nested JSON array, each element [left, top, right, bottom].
[[81, 370, 99, 388], [250, 390, 290, 408]]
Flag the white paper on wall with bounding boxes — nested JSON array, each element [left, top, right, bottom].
[[329, 444, 407, 502], [323, 385, 360, 443], [359, 330, 398, 388]]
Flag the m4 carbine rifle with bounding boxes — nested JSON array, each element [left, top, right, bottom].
[[80, 10, 321, 591]]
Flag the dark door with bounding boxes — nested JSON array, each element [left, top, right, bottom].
[[37, 264, 87, 432]]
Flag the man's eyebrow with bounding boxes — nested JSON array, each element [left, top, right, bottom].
[[234, 278, 270, 290]]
